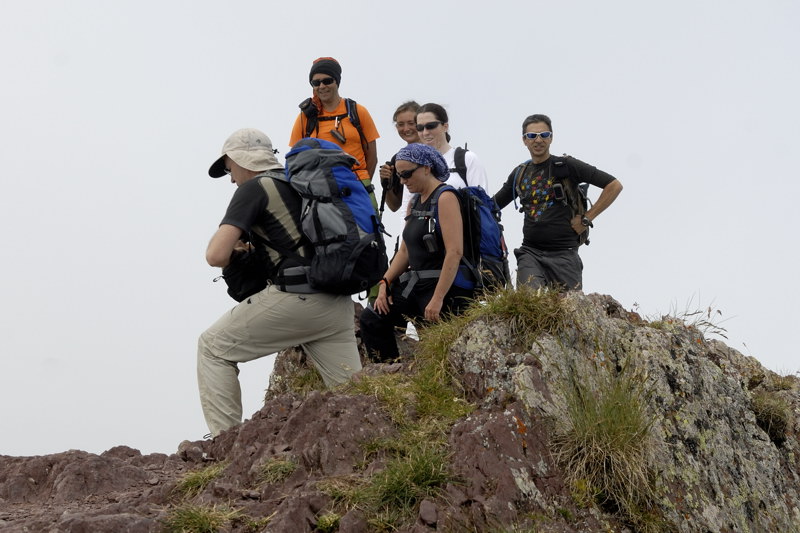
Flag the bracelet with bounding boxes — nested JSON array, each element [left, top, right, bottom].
[[378, 277, 391, 288]]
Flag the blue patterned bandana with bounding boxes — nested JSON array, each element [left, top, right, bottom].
[[395, 143, 450, 181]]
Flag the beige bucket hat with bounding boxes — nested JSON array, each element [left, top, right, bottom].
[[208, 128, 283, 178]]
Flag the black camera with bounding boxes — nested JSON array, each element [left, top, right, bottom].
[[298, 97, 316, 116]]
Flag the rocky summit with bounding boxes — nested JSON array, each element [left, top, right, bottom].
[[1, 291, 798, 532]]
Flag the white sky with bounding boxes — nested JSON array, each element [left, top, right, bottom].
[[1, 1, 797, 457]]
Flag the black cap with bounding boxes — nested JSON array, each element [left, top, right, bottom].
[[309, 57, 341, 86]]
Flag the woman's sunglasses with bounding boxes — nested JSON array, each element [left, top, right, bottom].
[[415, 121, 442, 132], [310, 77, 336, 87], [397, 165, 420, 180], [524, 131, 553, 139]]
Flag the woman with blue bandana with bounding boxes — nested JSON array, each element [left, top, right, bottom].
[[359, 143, 475, 362]]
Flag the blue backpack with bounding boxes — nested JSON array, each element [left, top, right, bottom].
[[275, 138, 388, 295], [410, 185, 509, 292]]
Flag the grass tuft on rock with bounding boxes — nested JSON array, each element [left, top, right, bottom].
[[552, 365, 665, 532], [173, 462, 227, 499], [752, 390, 790, 446], [259, 456, 297, 485], [288, 363, 326, 394], [645, 299, 728, 340], [346, 372, 417, 426], [161, 503, 241, 533], [471, 285, 568, 347], [366, 443, 452, 510], [317, 445, 451, 531], [315, 511, 341, 532]]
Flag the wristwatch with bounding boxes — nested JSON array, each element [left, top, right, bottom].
[[581, 215, 593, 228]]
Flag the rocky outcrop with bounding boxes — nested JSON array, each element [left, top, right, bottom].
[[444, 294, 800, 532], [0, 447, 187, 531], [0, 292, 797, 532]]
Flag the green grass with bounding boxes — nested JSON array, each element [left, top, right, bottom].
[[346, 372, 417, 426], [287, 362, 326, 394], [752, 390, 790, 446], [259, 456, 297, 484], [366, 444, 452, 510], [161, 503, 240, 533], [552, 366, 665, 532], [239, 513, 276, 532], [315, 511, 341, 532], [173, 462, 227, 498], [318, 286, 571, 530], [317, 441, 454, 530], [469, 285, 567, 348]]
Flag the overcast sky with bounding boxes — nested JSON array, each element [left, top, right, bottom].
[[1, 1, 797, 457]]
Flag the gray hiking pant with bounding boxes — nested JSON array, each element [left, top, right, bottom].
[[515, 245, 583, 291], [197, 284, 361, 436]]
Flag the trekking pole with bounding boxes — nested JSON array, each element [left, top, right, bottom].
[[379, 183, 387, 219], [378, 161, 393, 219]]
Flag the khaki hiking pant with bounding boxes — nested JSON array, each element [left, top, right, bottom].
[[197, 284, 361, 436]]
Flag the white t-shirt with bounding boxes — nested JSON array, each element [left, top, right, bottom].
[[400, 146, 490, 215]]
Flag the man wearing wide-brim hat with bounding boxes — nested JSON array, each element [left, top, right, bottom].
[[198, 128, 361, 437]]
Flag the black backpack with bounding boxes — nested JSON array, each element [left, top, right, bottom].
[[513, 155, 592, 245], [298, 97, 368, 155]]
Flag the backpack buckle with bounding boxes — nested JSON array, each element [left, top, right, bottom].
[[552, 182, 565, 202]]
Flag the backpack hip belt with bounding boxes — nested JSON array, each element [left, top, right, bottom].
[[398, 269, 443, 299], [275, 265, 317, 294]]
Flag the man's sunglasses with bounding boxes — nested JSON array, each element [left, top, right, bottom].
[[310, 77, 336, 87], [415, 121, 442, 132], [397, 165, 420, 180], [524, 131, 553, 139]]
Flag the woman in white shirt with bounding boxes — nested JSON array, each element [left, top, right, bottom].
[[399, 102, 490, 214], [379, 100, 421, 213]]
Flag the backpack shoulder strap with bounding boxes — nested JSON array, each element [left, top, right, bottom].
[[345, 98, 369, 154], [408, 184, 455, 219], [451, 146, 468, 184], [512, 159, 532, 202], [549, 154, 590, 217], [429, 183, 458, 212], [299, 98, 318, 138], [549, 154, 571, 181], [407, 193, 426, 218]]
